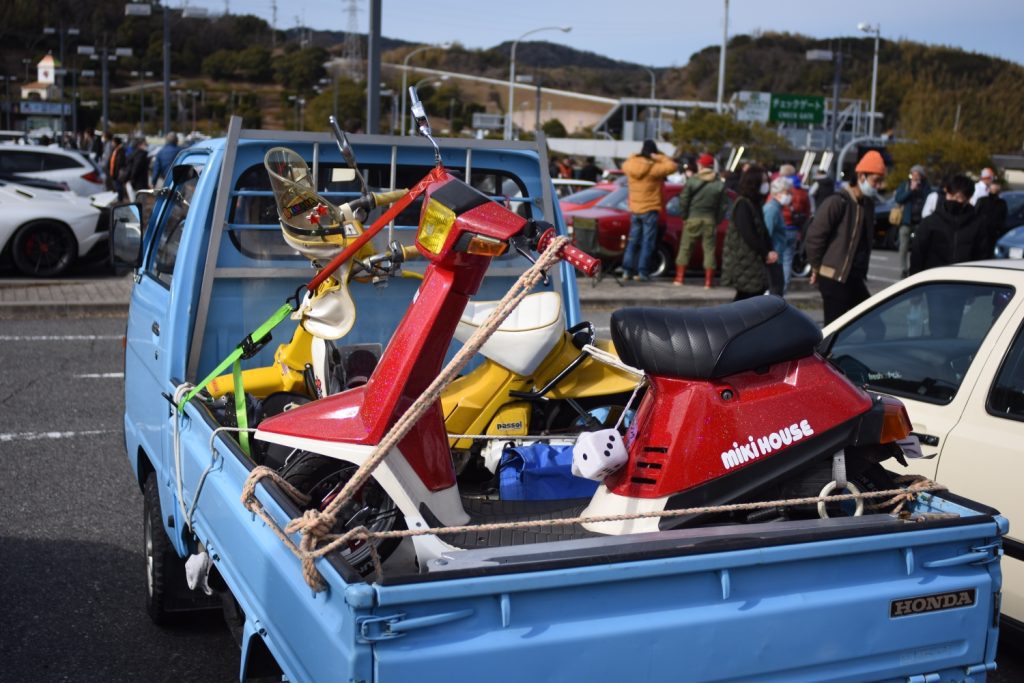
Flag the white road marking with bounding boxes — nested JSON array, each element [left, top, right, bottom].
[[0, 429, 117, 443], [74, 372, 124, 379], [0, 335, 121, 341]]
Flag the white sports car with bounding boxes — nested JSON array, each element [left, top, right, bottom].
[[0, 180, 112, 277]]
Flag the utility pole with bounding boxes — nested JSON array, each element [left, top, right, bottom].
[[163, 6, 170, 135], [366, 0, 381, 133], [716, 0, 728, 113], [535, 76, 542, 132], [830, 45, 843, 179]]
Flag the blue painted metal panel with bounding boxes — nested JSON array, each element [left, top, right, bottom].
[[174, 408, 374, 683], [368, 505, 1002, 682]]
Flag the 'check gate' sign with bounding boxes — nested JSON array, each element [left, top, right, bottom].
[[769, 94, 825, 124], [735, 91, 825, 125]]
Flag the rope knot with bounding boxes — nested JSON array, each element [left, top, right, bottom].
[[285, 508, 335, 538]]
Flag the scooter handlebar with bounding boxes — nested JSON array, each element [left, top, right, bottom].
[[536, 227, 601, 277]]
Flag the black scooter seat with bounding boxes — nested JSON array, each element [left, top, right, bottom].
[[610, 296, 821, 380]]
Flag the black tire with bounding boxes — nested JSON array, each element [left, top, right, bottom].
[[144, 473, 184, 625], [11, 220, 77, 277], [279, 454, 404, 577], [650, 243, 673, 278]]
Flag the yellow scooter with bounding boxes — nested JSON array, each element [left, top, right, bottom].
[[443, 290, 639, 476]]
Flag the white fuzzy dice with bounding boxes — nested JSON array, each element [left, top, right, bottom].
[[572, 428, 629, 481]]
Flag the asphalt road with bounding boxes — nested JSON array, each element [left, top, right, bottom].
[[0, 316, 238, 682]]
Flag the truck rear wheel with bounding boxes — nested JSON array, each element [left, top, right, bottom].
[[279, 453, 405, 577]]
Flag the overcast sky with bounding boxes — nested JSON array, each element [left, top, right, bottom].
[[200, 0, 1024, 68]]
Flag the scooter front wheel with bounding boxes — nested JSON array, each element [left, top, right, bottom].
[[279, 453, 405, 577]]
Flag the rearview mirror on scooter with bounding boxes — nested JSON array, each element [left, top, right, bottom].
[[328, 115, 369, 196], [408, 85, 442, 166]]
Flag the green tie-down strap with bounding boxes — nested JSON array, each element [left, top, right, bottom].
[[232, 357, 250, 456], [178, 303, 297, 439]]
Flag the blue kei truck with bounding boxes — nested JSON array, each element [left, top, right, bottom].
[[112, 117, 1007, 682]]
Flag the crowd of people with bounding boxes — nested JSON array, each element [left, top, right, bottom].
[[21, 129, 183, 201], [571, 138, 1009, 325]]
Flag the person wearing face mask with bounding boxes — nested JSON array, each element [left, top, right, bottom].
[[975, 179, 1008, 257], [674, 153, 729, 288], [763, 175, 792, 296], [773, 164, 810, 293], [804, 150, 886, 324], [910, 174, 985, 275]]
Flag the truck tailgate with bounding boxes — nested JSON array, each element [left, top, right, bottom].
[[365, 497, 1003, 682]]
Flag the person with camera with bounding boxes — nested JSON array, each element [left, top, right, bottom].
[[892, 164, 931, 278]]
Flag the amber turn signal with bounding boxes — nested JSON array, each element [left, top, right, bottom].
[[879, 395, 913, 444], [464, 234, 508, 256]]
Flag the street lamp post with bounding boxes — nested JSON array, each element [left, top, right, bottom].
[[642, 66, 656, 99], [0, 75, 17, 129], [716, 0, 729, 113], [400, 42, 451, 136], [857, 22, 881, 138], [505, 25, 571, 140], [131, 70, 154, 133], [43, 24, 79, 140]]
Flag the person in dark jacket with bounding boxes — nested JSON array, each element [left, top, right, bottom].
[[975, 179, 1008, 257], [125, 137, 150, 200], [910, 174, 985, 275], [108, 136, 127, 200], [892, 164, 931, 277], [577, 157, 600, 183], [805, 150, 886, 325], [722, 165, 777, 301]]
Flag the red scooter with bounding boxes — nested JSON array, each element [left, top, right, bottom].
[[255, 92, 914, 574]]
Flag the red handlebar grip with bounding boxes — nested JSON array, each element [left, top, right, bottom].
[[537, 227, 601, 277], [559, 243, 601, 277]]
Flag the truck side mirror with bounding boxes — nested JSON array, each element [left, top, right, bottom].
[[110, 202, 143, 275]]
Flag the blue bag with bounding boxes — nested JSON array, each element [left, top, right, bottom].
[[498, 443, 599, 501]]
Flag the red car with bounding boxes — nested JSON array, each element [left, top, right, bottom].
[[558, 181, 618, 213], [565, 183, 732, 278]]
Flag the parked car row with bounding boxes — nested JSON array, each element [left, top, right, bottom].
[[0, 144, 105, 196]]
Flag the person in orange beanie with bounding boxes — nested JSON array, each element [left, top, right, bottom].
[[804, 150, 887, 324]]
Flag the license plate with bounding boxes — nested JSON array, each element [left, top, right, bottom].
[[573, 217, 595, 231], [1010, 247, 1023, 259]]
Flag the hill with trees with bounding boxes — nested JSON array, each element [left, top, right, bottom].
[[2, 2, 1021, 155]]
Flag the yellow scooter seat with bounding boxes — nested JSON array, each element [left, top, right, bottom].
[[455, 291, 565, 375]]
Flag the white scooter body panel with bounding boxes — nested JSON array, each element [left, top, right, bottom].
[[455, 291, 564, 376], [253, 430, 465, 564], [580, 484, 670, 534]]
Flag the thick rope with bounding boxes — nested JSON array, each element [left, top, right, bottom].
[[242, 443, 946, 589], [238, 234, 948, 591], [243, 237, 571, 588]]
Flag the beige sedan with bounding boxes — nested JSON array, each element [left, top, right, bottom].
[[820, 260, 1024, 636]]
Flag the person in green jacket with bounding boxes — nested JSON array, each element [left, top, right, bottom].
[[675, 153, 730, 288]]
